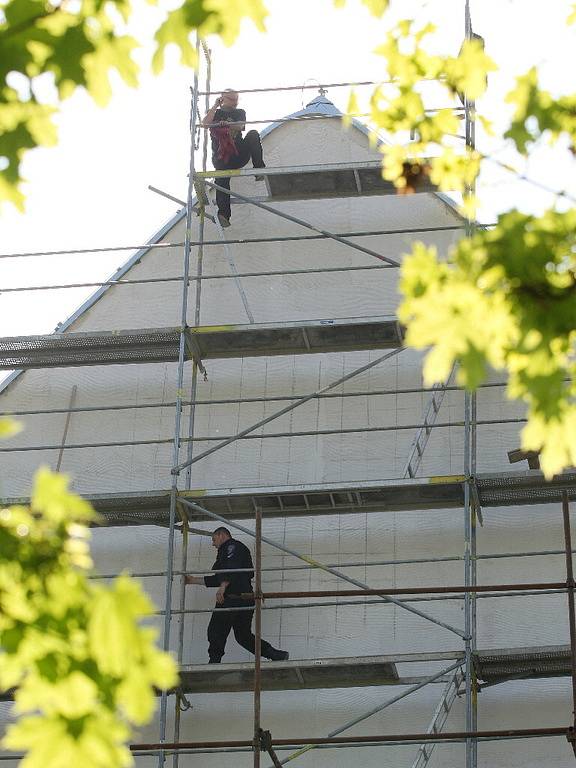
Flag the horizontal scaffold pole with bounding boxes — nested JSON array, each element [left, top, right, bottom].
[[131, 727, 570, 752], [250, 581, 568, 599], [0, 224, 472, 260]]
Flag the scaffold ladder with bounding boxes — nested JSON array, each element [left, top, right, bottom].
[[403, 364, 456, 479], [410, 666, 465, 768]]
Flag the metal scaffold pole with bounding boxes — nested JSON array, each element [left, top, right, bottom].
[[157, 37, 201, 768], [464, 390, 476, 768], [254, 506, 263, 768], [171, 41, 212, 768], [463, 2, 478, 766]]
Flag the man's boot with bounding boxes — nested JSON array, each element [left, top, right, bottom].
[[266, 647, 289, 661]]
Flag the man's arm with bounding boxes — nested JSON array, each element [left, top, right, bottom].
[[202, 97, 222, 128], [186, 575, 230, 605], [234, 109, 246, 132], [186, 540, 248, 604], [186, 542, 230, 606], [220, 110, 246, 133]]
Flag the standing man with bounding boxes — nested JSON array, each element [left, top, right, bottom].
[[187, 527, 289, 664], [203, 88, 266, 228]]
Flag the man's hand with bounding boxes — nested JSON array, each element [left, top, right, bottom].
[[216, 585, 226, 605], [185, 575, 203, 586]]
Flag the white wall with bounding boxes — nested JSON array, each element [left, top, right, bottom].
[[1, 113, 572, 767]]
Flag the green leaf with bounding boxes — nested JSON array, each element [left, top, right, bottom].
[[15, 672, 99, 719], [0, 417, 22, 438], [88, 575, 153, 677], [361, 0, 389, 16], [152, 5, 200, 73], [83, 35, 139, 106], [31, 468, 94, 526], [444, 37, 497, 100], [505, 67, 576, 153], [117, 670, 155, 724], [203, 0, 268, 45]]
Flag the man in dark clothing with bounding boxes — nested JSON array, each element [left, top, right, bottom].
[[202, 89, 265, 228], [186, 527, 289, 664]]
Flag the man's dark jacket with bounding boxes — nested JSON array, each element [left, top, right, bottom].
[[204, 538, 254, 598]]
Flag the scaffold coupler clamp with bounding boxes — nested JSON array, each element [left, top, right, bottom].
[[258, 729, 273, 752], [257, 730, 283, 768], [176, 689, 192, 712]]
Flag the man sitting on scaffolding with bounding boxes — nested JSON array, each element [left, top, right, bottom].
[[203, 88, 266, 228]]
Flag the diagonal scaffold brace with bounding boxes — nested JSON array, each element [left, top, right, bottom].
[[178, 495, 466, 638], [173, 347, 404, 473]]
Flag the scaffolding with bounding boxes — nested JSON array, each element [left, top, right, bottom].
[[2, 3, 576, 767]]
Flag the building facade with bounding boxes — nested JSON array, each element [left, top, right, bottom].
[[0, 95, 573, 767]]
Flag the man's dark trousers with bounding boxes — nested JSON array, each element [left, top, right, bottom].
[[213, 130, 264, 220], [207, 596, 277, 663]]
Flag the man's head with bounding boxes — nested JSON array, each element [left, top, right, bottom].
[[220, 89, 239, 109], [211, 526, 232, 549]]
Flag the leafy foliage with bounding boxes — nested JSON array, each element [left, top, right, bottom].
[[342, 10, 576, 477], [0, 0, 139, 209], [0, 0, 269, 210], [367, 20, 495, 201], [505, 67, 576, 155], [152, 0, 268, 72], [399, 211, 576, 477], [0, 468, 177, 768]]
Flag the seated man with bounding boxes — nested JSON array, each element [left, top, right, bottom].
[[203, 88, 265, 228], [186, 526, 289, 664]]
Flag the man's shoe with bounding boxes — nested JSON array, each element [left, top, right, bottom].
[[254, 165, 266, 182], [267, 649, 289, 661], [217, 213, 231, 228]]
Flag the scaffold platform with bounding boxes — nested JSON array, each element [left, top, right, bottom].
[[0, 316, 402, 370], [0, 646, 570, 701], [2, 470, 567, 528], [178, 652, 444, 694], [474, 645, 572, 686], [176, 645, 572, 694], [193, 160, 436, 203]]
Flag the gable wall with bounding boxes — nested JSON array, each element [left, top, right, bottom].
[[0, 114, 569, 768]]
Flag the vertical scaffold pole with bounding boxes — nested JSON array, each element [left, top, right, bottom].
[[158, 37, 201, 768], [464, 1, 478, 766], [463, 389, 474, 768], [184, 41, 211, 489], [172, 42, 212, 768], [254, 506, 263, 768], [562, 492, 576, 739]]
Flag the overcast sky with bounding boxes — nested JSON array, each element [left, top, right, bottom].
[[1, 0, 575, 362]]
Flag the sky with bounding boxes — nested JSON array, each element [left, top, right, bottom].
[[1, 0, 575, 361]]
